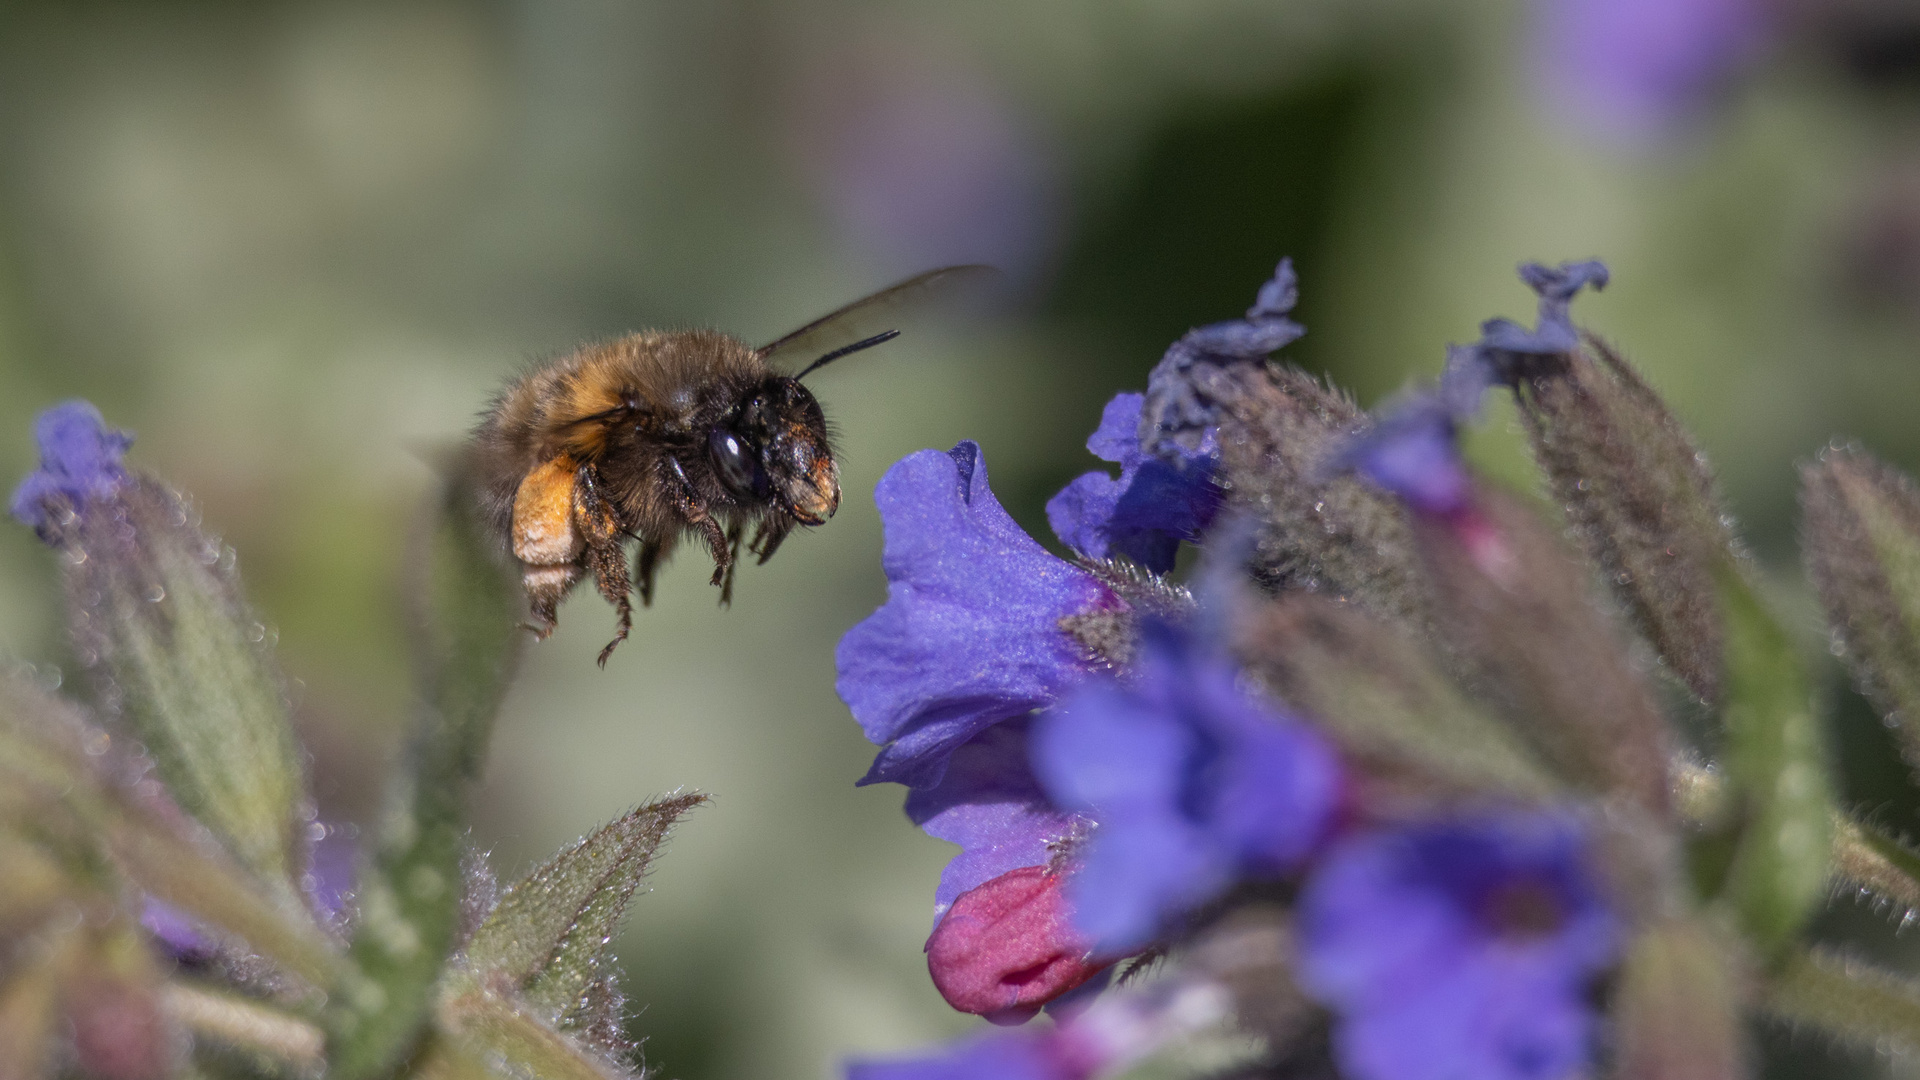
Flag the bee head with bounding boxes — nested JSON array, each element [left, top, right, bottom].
[[712, 376, 839, 525]]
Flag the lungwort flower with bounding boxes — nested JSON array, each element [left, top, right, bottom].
[[1033, 621, 1342, 953], [1297, 813, 1620, 1080], [837, 440, 1117, 791]]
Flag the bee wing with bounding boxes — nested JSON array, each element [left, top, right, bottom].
[[753, 265, 998, 368]]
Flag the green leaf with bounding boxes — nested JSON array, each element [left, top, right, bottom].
[[457, 795, 704, 1036], [1802, 447, 1920, 769], [53, 478, 304, 891], [1715, 565, 1831, 952], [1613, 919, 1746, 1080], [328, 468, 524, 1080], [1763, 947, 1920, 1056], [438, 990, 634, 1080]]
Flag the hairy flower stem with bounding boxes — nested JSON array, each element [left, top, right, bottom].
[[1762, 947, 1920, 1055], [161, 983, 326, 1075]]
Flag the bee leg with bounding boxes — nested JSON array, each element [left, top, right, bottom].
[[573, 465, 635, 666], [662, 456, 732, 594], [717, 521, 744, 607], [749, 517, 792, 565], [634, 538, 664, 607]]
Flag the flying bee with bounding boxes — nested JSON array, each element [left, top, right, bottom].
[[471, 265, 990, 665]]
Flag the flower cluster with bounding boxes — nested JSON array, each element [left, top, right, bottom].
[[836, 261, 1664, 1080]]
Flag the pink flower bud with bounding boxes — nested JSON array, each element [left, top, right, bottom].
[[925, 866, 1111, 1025]]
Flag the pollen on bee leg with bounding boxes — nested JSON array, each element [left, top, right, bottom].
[[512, 455, 586, 564]]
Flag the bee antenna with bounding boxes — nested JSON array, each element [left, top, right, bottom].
[[795, 329, 901, 381]]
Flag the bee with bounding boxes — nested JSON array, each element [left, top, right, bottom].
[[472, 265, 989, 665]]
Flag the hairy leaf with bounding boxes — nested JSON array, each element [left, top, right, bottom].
[[50, 478, 303, 891], [1216, 365, 1430, 628], [1235, 593, 1562, 807], [1412, 491, 1672, 814], [1831, 812, 1920, 913], [1764, 947, 1920, 1056], [438, 990, 634, 1080], [459, 794, 704, 1042], [1802, 447, 1920, 770]]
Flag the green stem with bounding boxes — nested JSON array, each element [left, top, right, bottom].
[[1762, 947, 1920, 1054], [161, 983, 325, 1074], [1831, 812, 1920, 910]]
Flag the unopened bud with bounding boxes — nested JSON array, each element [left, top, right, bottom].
[[1613, 919, 1746, 1080], [1507, 336, 1731, 702], [925, 866, 1113, 1025], [1802, 446, 1920, 768]]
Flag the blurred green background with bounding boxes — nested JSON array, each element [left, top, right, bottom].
[[4, 1, 1920, 1077]]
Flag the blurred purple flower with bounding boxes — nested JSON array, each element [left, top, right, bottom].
[[1046, 393, 1222, 574], [9, 400, 133, 538], [788, 41, 1059, 282], [1297, 814, 1620, 1080], [1533, 0, 1769, 145], [837, 441, 1115, 790], [305, 824, 357, 930], [140, 898, 215, 966], [847, 977, 1233, 1080], [848, 1030, 1075, 1080], [1032, 621, 1343, 953], [1141, 259, 1306, 459]]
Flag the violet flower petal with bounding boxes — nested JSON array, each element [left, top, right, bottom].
[[1046, 394, 1221, 574], [847, 1032, 1070, 1080], [906, 720, 1076, 926], [838, 441, 1110, 789]]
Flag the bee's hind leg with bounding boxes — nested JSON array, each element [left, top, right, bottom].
[[573, 465, 635, 666]]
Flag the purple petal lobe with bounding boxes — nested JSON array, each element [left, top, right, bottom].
[[838, 441, 1109, 789], [1046, 394, 1221, 574], [905, 720, 1076, 925], [10, 401, 133, 534]]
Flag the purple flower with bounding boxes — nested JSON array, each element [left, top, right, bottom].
[[1337, 384, 1475, 518], [1140, 259, 1306, 460], [1046, 394, 1222, 574], [141, 898, 216, 966], [1032, 621, 1343, 953], [848, 1031, 1075, 1080], [837, 442, 1114, 790], [9, 401, 133, 537], [1297, 814, 1620, 1080], [1533, 0, 1768, 145]]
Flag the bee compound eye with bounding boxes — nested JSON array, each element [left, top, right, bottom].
[[709, 429, 756, 495]]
